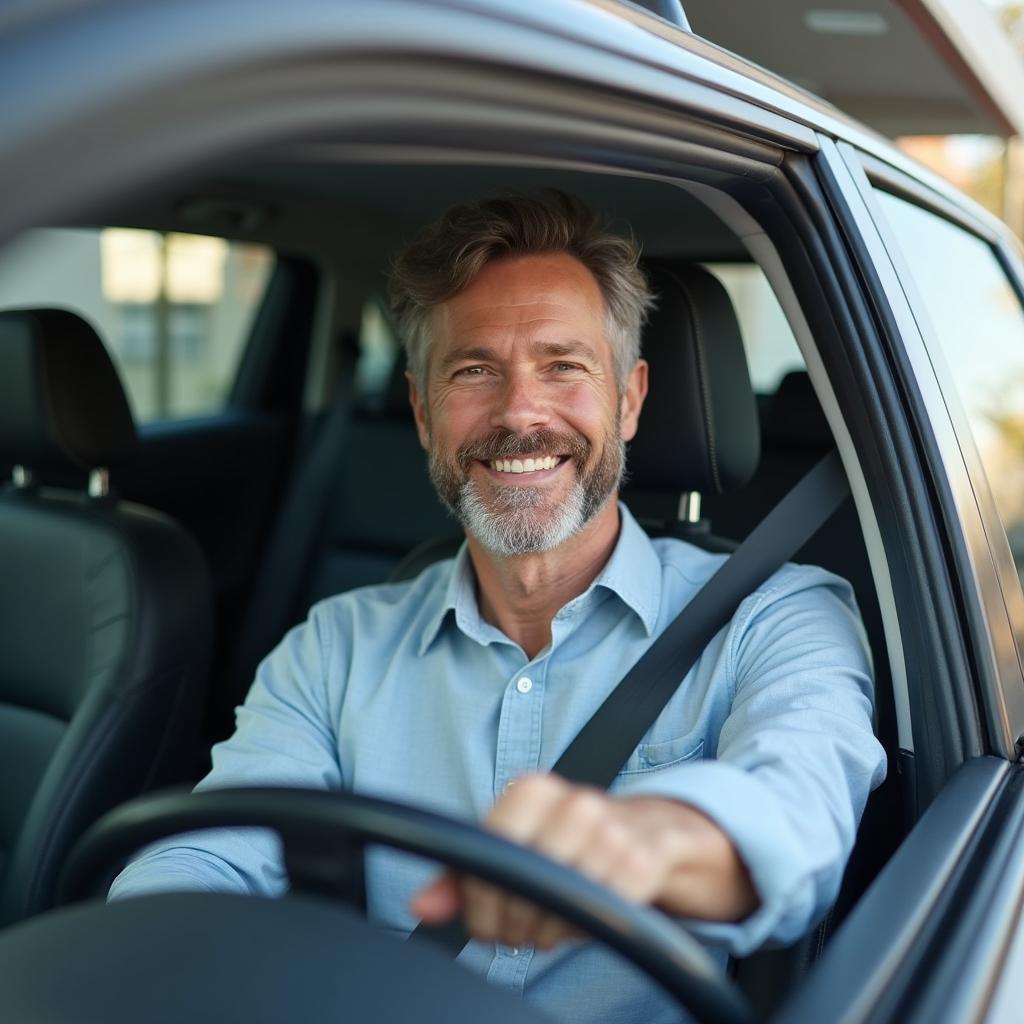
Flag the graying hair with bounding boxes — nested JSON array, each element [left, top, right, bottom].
[[389, 192, 654, 392]]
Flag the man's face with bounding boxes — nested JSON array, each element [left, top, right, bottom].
[[409, 252, 647, 556]]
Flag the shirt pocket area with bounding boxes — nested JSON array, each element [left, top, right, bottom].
[[617, 734, 705, 776]]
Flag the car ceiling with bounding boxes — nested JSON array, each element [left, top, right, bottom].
[[72, 160, 748, 271]]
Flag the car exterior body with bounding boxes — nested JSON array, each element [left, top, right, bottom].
[[2, 1, 1024, 1021]]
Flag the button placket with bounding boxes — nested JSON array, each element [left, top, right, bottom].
[[494, 662, 545, 799]]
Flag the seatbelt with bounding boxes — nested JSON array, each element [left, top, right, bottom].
[[224, 334, 357, 716], [413, 448, 850, 953]]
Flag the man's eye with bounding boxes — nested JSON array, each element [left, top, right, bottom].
[[454, 366, 488, 377], [552, 362, 583, 373]]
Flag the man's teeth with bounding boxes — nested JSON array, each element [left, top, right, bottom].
[[490, 456, 559, 474]]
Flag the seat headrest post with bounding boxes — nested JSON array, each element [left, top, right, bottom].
[[678, 492, 702, 524], [88, 468, 110, 499]]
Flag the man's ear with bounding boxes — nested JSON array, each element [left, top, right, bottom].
[[407, 371, 430, 451], [619, 358, 648, 442]]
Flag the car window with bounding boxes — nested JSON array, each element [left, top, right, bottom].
[[701, 262, 805, 393], [0, 227, 275, 423], [874, 190, 1024, 588]]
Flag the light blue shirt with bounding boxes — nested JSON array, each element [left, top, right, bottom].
[[110, 504, 886, 1024]]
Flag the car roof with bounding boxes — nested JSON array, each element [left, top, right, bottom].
[[0, 0, 1011, 255]]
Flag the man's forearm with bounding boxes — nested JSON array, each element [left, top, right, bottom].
[[412, 774, 759, 949]]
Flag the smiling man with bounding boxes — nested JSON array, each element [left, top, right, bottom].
[[110, 193, 885, 1023], [411, 248, 644, 658]]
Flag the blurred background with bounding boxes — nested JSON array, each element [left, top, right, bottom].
[[684, 0, 1024, 237]]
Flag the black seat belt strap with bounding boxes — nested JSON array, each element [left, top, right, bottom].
[[413, 448, 850, 953], [553, 448, 849, 787]]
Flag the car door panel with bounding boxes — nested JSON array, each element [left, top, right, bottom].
[[776, 756, 1015, 1024]]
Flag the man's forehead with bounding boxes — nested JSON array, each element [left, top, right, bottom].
[[440, 253, 605, 331], [447, 301, 587, 332]]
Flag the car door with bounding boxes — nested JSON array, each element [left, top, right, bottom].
[[772, 138, 1024, 1024]]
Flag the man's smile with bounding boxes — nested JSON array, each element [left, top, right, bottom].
[[480, 454, 570, 479]]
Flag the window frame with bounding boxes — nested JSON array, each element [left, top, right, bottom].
[[836, 141, 1024, 762]]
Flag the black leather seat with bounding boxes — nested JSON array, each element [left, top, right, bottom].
[[305, 374, 455, 604], [0, 309, 213, 926], [622, 261, 760, 542]]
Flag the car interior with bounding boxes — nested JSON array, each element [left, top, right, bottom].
[[0, 157, 908, 1016]]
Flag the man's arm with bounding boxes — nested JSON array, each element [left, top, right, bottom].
[[413, 774, 757, 949], [109, 605, 342, 901]]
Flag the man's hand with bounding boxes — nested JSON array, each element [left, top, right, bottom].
[[410, 773, 758, 951]]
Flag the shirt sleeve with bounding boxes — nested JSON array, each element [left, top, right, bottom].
[[108, 603, 343, 901], [623, 568, 887, 956]]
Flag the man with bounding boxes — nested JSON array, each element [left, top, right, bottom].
[[111, 193, 886, 1023]]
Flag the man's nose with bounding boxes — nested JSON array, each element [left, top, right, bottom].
[[489, 371, 551, 434]]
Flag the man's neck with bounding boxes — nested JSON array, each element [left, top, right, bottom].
[[466, 499, 622, 659]]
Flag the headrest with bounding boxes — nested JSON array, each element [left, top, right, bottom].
[[0, 309, 138, 472], [764, 371, 833, 450], [628, 263, 759, 496]]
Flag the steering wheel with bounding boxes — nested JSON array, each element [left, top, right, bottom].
[[53, 787, 754, 1024]]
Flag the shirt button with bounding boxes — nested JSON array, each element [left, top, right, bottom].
[[516, 677, 533, 694]]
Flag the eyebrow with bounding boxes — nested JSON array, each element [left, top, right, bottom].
[[437, 345, 500, 373], [437, 339, 600, 373], [535, 340, 600, 362]]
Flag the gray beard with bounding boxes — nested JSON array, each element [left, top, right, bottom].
[[457, 475, 591, 557], [429, 431, 626, 557]]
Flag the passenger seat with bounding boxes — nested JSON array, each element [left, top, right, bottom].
[[0, 309, 213, 924]]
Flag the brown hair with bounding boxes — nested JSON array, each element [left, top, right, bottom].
[[389, 192, 653, 391]]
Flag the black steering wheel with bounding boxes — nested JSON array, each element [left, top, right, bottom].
[[51, 787, 753, 1024]]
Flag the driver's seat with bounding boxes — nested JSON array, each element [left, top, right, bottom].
[[0, 309, 213, 925]]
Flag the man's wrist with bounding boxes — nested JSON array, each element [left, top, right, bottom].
[[617, 794, 759, 922]]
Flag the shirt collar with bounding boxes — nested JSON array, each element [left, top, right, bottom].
[[418, 542, 476, 655], [590, 503, 662, 637], [417, 503, 662, 655]]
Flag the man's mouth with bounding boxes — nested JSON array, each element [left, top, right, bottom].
[[486, 455, 565, 475]]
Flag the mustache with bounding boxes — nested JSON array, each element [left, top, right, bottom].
[[455, 429, 590, 471]]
